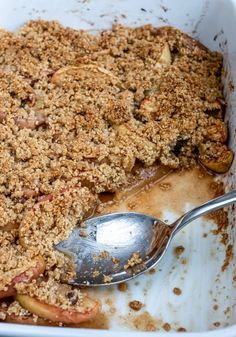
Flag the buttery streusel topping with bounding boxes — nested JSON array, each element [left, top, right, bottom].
[[0, 20, 232, 322]]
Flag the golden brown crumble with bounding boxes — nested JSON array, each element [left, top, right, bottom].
[[221, 244, 233, 272], [111, 257, 120, 265], [124, 252, 143, 270], [213, 322, 221, 327], [93, 250, 110, 261], [117, 282, 128, 292], [162, 322, 171, 331], [92, 271, 100, 278], [129, 300, 144, 311], [159, 182, 171, 191], [174, 245, 185, 257], [0, 20, 232, 324], [7, 301, 30, 317], [132, 311, 157, 331], [173, 287, 182, 295], [103, 275, 113, 283], [213, 304, 219, 310]]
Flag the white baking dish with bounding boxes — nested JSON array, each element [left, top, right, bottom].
[[0, 0, 235, 336]]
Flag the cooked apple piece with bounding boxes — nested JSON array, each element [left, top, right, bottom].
[[23, 188, 39, 199], [0, 111, 6, 122], [122, 151, 136, 172], [0, 308, 57, 326], [159, 42, 172, 65], [1, 221, 20, 231], [0, 256, 45, 299], [16, 294, 100, 324], [199, 148, 234, 173], [205, 122, 228, 143], [37, 194, 54, 203], [15, 113, 46, 130], [51, 65, 85, 84], [0, 287, 16, 299], [51, 64, 122, 87], [0, 303, 56, 325], [138, 96, 157, 120], [0, 312, 46, 325]]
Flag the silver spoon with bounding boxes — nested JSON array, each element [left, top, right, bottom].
[[56, 190, 236, 286]]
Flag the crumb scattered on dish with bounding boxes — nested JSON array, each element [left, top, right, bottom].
[[117, 282, 128, 292], [129, 300, 144, 311], [173, 287, 182, 295]]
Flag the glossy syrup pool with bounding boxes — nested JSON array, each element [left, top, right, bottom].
[[81, 166, 235, 332]]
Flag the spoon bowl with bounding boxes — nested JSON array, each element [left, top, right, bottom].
[[56, 190, 236, 286]]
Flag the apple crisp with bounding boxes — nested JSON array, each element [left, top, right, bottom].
[[0, 20, 233, 325]]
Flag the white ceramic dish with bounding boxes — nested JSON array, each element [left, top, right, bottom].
[[0, 0, 235, 336]]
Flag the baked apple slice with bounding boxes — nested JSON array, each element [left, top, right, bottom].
[[159, 42, 172, 65], [16, 294, 100, 324], [15, 113, 46, 130], [1, 221, 20, 231], [0, 306, 57, 326], [200, 150, 234, 173], [199, 144, 234, 173], [51, 64, 122, 87], [0, 256, 45, 299]]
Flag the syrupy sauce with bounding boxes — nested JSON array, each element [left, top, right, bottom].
[[72, 312, 109, 329], [97, 165, 219, 220]]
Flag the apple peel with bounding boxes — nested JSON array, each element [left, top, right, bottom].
[[0, 256, 45, 299], [16, 294, 100, 324]]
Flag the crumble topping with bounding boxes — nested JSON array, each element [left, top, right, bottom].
[[173, 287, 182, 296], [117, 282, 128, 292], [15, 280, 86, 311], [0, 20, 232, 323], [124, 252, 143, 270], [103, 275, 113, 283], [129, 300, 144, 311]]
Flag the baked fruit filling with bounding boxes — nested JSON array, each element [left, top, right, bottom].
[[0, 20, 233, 325]]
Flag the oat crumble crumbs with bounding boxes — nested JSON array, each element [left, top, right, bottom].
[[124, 252, 143, 270], [162, 322, 171, 332], [174, 245, 185, 257], [94, 250, 110, 261], [117, 282, 128, 292], [159, 182, 171, 191], [213, 322, 221, 327], [111, 256, 120, 265], [103, 275, 113, 283], [0, 19, 232, 324], [129, 300, 143, 311], [173, 287, 182, 295], [92, 270, 100, 278]]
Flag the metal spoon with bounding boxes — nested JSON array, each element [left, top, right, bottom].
[[56, 190, 236, 286]]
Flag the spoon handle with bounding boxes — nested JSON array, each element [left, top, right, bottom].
[[172, 190, 236, 235]]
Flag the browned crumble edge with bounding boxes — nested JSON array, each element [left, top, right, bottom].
[[0, 20, 233, 325]]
